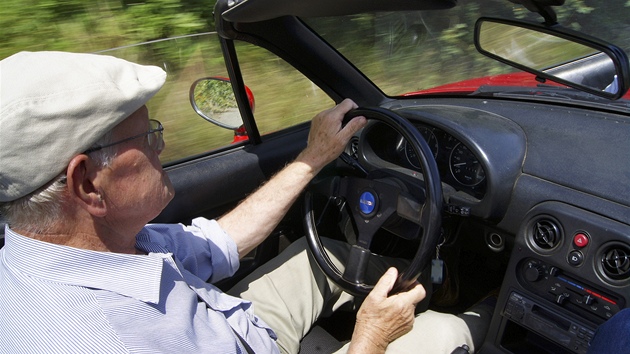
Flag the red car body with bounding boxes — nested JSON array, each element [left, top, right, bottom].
[[405, 71, 630, 99], [405, 72, 563, 95]]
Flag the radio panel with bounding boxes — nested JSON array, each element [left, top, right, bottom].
[[517, 258, 623, 324], [504, 292, 595, 354]]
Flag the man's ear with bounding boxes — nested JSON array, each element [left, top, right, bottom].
[[66, 154, 107, 217]]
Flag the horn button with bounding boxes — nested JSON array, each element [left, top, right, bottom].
[[359, 190, 378, 217]]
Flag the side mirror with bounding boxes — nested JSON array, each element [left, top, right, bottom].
[[475, 18, 630, 99], [189, 77, 255, 130]]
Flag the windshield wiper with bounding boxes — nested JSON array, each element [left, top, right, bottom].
[[470, 85, 630, 111], [472, 85, 602, 99]]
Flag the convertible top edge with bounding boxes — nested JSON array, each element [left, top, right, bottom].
[[221, 0, 457, 23]]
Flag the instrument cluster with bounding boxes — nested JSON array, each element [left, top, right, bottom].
[[401, 123, 487, 199]]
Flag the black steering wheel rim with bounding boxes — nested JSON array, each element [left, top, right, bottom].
[[304, 107, 443, 296]]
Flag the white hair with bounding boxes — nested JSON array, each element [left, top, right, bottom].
[[0, 131, 117, 234]]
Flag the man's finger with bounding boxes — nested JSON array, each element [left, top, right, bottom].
[[395, 282, 427, 306], [371, 267, 399, 298], [335, 98, 359, 113], [341, 115, 367, 137]]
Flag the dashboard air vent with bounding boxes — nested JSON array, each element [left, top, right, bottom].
[[601, 244, 630, 281], [347, 137, 359, 160], [531, 218, 562, 250]]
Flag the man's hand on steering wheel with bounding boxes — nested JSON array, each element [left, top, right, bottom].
[[348, 267, 427, 354], [297, 98, 367, 172]]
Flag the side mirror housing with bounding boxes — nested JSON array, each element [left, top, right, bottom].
[[189, 77, 255, 130]]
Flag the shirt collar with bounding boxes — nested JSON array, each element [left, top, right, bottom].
[[2, 226, 166, 304]]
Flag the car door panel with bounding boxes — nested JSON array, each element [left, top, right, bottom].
[[155, 125, 309, 225]]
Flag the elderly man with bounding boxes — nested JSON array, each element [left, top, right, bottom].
[[0, 51, 475, 353]]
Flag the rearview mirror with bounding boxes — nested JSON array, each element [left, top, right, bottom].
[[190, 77, 255, 130], [475, 18, 630, 99]]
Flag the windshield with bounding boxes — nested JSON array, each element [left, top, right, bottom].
[[303, 1, 630, 100]]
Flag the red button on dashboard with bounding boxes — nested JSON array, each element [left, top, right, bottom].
[[574, 233, 589, 248]]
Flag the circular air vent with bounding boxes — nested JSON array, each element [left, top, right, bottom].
[[530, 217, 562, 251], [599, 243, 630, 282]]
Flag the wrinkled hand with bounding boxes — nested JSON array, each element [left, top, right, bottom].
[[297, 98, 367, 171], [348, 268, 427, 354]]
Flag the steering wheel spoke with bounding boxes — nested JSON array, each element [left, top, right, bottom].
[[396, 192, 423, 225], [342, 245, 372, 284], [308, 175, 341, 197]]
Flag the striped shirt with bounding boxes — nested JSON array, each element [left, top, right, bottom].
[[0, 218, 279, 353]]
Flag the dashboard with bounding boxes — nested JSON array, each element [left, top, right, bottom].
[[358, 99, 630, 354], [361, 121, 487, 199], [353, 104, 527, 221]]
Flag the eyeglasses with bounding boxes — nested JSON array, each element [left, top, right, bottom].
[[85, 119, 164, 154]]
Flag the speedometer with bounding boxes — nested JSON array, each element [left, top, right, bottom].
[[449, 143, 485, 186]]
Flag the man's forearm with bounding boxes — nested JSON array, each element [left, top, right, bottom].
[[217, 153, 319, 258], [218, 99, 366, 258]]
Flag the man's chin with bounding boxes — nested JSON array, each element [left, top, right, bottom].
[[161, 186, 175, 209]]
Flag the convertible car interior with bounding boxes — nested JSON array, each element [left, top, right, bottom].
[[3, 0, 630, 353]]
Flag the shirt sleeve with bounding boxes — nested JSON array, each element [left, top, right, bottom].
[[141, 217, 240, 283]]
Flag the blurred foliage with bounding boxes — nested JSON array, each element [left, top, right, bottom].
[[0, 0, 216, 59], [235, 41, 333, 136], [95, 33, 235, 163], [2, 0, 630, 164], [1, 0, 223, 164]]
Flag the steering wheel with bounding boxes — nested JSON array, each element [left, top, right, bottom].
[[304, 107, 443, 296]]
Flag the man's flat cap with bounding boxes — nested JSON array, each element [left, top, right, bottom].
[[0, 51, 166, 202]]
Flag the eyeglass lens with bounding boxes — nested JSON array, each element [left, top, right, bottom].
[[148, 120, 164, 152]]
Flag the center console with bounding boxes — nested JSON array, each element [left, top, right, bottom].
[[481, 202, 630, 354]]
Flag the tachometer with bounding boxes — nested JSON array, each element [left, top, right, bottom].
[[404, 126, 438, 168], [449, 143, 485, 186]]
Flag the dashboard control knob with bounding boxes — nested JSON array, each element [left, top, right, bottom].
[[583, 294, 595, 306], [556, 292, 571, 305], [568, 250, 584, 266], [524, 263, 544, 282]]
